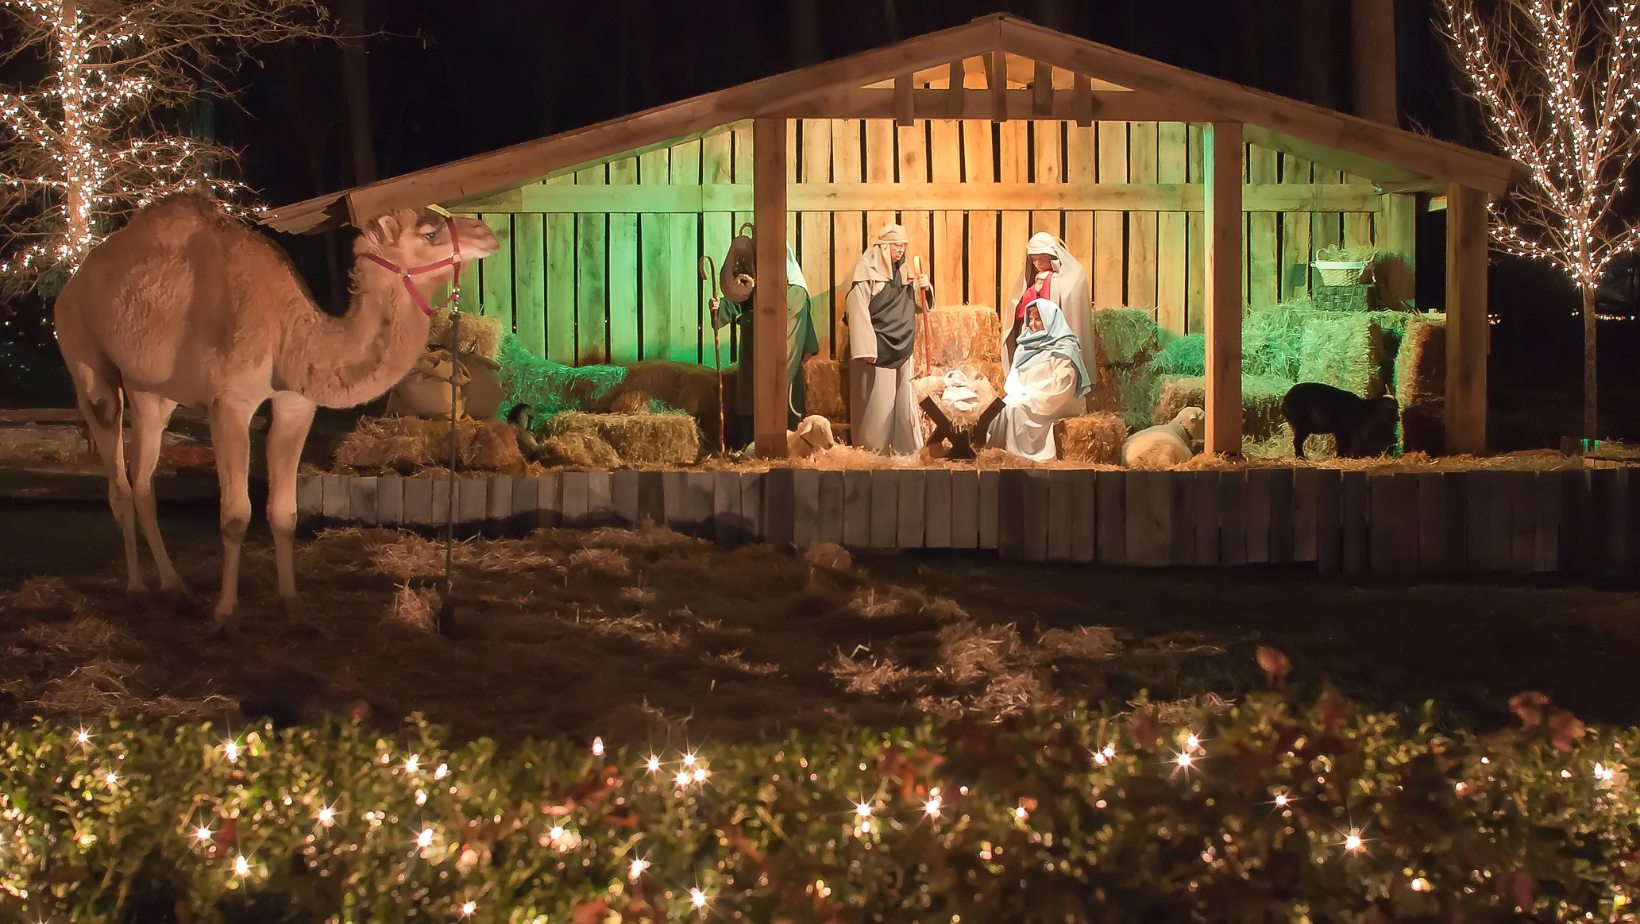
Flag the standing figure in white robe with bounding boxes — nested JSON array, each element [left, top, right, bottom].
[[843, 223, 933, 455], [986, 298, 1092, 462], [1003, 232, 1095, 376]]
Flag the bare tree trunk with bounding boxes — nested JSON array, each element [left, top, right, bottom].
[[787, 0, 822, 66], [1299, 0, 1337, 108], [1351, 0, 1397, 127], [1584, 283, 1598, 439], [339, 0, 377, 186], [57, 0, 91, 266]]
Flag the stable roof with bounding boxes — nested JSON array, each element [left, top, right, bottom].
[[261, 13, 1522, 234]]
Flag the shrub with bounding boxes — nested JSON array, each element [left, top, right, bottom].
[[1, 685, 1634, 924]]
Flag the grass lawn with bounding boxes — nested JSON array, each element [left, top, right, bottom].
[[3, 476, 1638, 744]]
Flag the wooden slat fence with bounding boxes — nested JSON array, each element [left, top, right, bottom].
[[455, 117, 1402, 367], [298, 467, 1640, 576]]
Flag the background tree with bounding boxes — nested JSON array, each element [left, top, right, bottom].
[[0, 0, 330, 299], [1441, 0, 1640, 440]]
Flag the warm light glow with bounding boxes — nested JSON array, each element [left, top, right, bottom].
[[1345, 832, 1363, 851], [104, 771, 117, 785], [462, 902, 477, 917], [682, 753, 696, 767], [1014, 806, 1028, 820], [690, 888, 708, 908], [1596, 762, 1617, 781], [924, 797, 942, 817], [855, 802, 873, 818], [1412, 878, 1429, 891], [417, 828, 433, 848], [592, 738, 605, 757], [550, 825, 564, 840], [646, 755, 661, 773], [234, 855, 250, 876], [223, 740, 238, 762], [1186, 733, 1199, 749], [318, 807, 334, 826], [1176, 752, 1192, 768], [404, 755, 419, 773], [629, 858, 648, 879], [1274, 794, 1289, 807], [75, 730, 90, 744], [675, 771, 691, 787], [195, 826, 212, 842], [435, 763, 448, 780]]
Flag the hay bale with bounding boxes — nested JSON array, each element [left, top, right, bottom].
[[1297, 313, 1384, 398], [1149, 334, 1206, 378], [496, 334, 626, 419], [540, 432, 621, 469], [1401, 402, 1445, 456], [542, 412, 701, 467], [1312, 284, 1377, 312], [334, 417, 525, 473], [1053, 413, 1127, 464], [1395, 316, 1446, 408], [1152, 374, 1290, 442], [1242, 301, 1315, 381], [595, 359, 732, 448], [427, 309, 504, 360], [976, 360, 1006, 398], [1089, 308, 1159, 365], [804, 356, 848, 421], [925, 304, 1001, 367]]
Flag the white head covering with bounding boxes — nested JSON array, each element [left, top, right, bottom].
[[1005, 232, 1094, 372]]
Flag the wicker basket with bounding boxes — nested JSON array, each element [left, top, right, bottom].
[[1312, 260, 1374, 287]]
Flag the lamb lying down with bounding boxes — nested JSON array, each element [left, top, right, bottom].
[[1122, 407, 1205, 469], [787, 415, 837, 459]]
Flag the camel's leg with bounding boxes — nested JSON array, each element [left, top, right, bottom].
[[208, 398, 260, 624], [266, 391, 316, 620], [126, 390, 185, 594], [67, 362, 143, 592]]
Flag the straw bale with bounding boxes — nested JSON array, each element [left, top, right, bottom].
[[596, 360, 732, 448], [1037, 626, 1122, 661], [976, 360, 1006, 397], [924, 304, 1001, 367], [1297, 313, 1384, 398], [1312, 284, 1377, 312], [1395, 316, 1446, 408], [333, 417, 525, 473], [803, 357, 848, 421], [427, 309, 504, 361], [542, 412, 701, 467], [1152, 374, 1290, 442], [1053, 413, 1127, 464], [1089, 308, 1159, 365], [387, 583, 440, 633], [1401, 402, 1446, 456], [1149, 334, 1206, 378], [496, 334, 626, 420]]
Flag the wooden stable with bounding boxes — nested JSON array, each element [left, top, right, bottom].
[[262, 14, 1521, 459], [295, 467, 1640, 577]]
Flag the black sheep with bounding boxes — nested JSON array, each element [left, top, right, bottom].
[[1281, 382, 1399, 460]]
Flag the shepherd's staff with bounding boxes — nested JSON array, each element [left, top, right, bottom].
[[699, 256, 726, 455], [912, 255, 930, 377]]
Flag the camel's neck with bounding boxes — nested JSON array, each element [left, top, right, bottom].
[[278, 263, 432, 408]]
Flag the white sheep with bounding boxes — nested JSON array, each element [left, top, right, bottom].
[[787, 415, 836, 459], [1122, 407, 1205, 469]]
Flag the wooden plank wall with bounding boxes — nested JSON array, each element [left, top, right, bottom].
[[462, 119, 1382, 366], [300, 467, 1639, 577]]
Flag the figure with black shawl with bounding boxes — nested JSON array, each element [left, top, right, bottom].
[[843, 224, 933, 455]]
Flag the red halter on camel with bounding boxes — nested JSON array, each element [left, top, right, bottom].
[[363, 214, 465, 317]]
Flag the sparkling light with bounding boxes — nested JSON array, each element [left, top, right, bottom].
[[417, 828, 433, 848], [75, 730, 90, 745], [1345, 831, 1363, 851], [1186, 733, 1200, 749], [1014, 805, 1028, 820], [629, 857, 648, 879], [646, 755, 661, 773], [461, 902, 477, 917], [404, 755, 419, 773], [103, 771, 117, 785], [317, 807, 334, 826], [690, 888, 708, 908], [675, 770, 692, 787], [1176, 752, 1192, 768], [682, 753, 696, 767], [234, 855, 249, 876], [194, 826, 212, 842], [435, 763, 448, 780], [855, 802, 873, 818], [1274, 793, 1289, 807], [223, 740, 238, 762], [549, 825, 564, 839], [924, 796, 942, 817], [592, 738, 605, 757]]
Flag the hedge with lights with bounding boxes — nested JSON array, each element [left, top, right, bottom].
[[2, 686, 1637, 924]]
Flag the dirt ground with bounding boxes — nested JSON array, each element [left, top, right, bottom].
[[5, 481, 1640, 745]]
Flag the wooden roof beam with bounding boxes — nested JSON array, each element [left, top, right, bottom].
[[1242, 126, 1432, 188], [999, 18, 1520, 195], [1032, 60, 1053, 116]]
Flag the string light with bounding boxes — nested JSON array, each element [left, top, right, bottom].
[[417, 828, 434, 848], [1440, 0, 1640, 322], [689, 888, 708, 909], [317, 807, 334, 827], [629, 857, 648, 879], [924, 795, 942, 817], [223, 740, 238, 762], [194, 826, 212, 842], [855, 802, 873, 818], [675, 770, 692, 787], [404, 755, 419, 773], [233, 855, 250, 876], [461, 902, 477, 917], [592, 738, 605, 758], [646, 755, 661, 773]]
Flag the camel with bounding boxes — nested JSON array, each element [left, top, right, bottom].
[[53, 194, 500, 625]]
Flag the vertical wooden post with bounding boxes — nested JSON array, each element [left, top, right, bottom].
[[1204, 122, 1244, 457], [754, 118, 790, 459], [1379, 193, 1417, 311], [1351, 0, 1397, 127], [1445, 184, 1488, 456]]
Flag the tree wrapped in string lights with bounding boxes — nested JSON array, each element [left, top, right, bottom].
[[0, 0, 330, 298], [1440, 0, 1640, 440]]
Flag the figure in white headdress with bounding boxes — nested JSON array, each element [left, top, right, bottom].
[[1003, 232, 1094, 375], [986, 298, 1092, 462], [842, 223, 933, 455]]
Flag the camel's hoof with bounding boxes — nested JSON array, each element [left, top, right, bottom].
[[209, 607, 240, 641]]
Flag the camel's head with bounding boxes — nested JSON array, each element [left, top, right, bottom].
[[356, 209, 502, 293]]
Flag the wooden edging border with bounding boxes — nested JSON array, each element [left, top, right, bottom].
[[295, 467, 1640, 576]]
